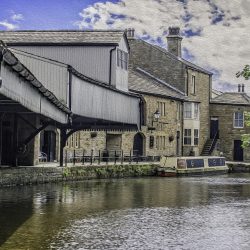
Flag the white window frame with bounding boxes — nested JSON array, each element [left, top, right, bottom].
[[184, 129, 192, 145], [117, 49, 128, 70], [194, 103, 199, 119], [191, 75, 196, 94], [184, 103, 192, 119], [194, 129, 199, 145], [234, 112, 244, 128]]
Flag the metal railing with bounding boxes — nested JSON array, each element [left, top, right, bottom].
[[63, 149, 161, 166], [209, 130, 219, 155]]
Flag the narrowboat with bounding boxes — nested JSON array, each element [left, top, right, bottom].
[[156, 156, 228, 176]]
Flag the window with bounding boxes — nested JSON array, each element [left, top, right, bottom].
[[117, 49, 128, 70], [194, 103, 199, 119], [157, 101, 166, 116], [194, 129, 199, 145], [74, 132, 80, 148], [234, 112, 244, 128], [191, 75, 196, 94], [184, 103, 192, 118], [184, 129, 192, 145]]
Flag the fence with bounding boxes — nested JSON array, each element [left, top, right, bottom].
[[63, 149, 161, 165]]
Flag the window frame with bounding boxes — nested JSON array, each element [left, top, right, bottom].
[[117, 49, 128, 70], [194, 103, 199, 119], [184, 129, 192, 145], [234, 111, 244, 128], [191, 75, 196, 94], [184, 103, 192, 119], [194, 129, 199, 145]]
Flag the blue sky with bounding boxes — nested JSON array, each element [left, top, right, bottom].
[[0, 0, 249, 92], [0, 0, 106, 30]]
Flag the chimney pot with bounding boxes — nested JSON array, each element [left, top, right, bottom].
[[238, 84, 241, 92], [126, 28, 135, 39]]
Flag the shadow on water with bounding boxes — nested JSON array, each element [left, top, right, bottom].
[[0, 187, 34, 246]]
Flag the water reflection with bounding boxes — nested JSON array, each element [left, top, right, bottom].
[[0, 174, 249, 249]]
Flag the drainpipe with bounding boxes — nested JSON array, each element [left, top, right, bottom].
[[181, 101, 184, 156], [68, 66, 72, 110], [109, 46, 117, 86]]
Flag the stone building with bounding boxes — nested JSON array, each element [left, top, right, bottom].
[[210, 92, 250, 161], [67, 27, 212, 159], [127, 27, 212, 156]]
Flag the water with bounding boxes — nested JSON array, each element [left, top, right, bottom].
[[0, 174, 250, 250]]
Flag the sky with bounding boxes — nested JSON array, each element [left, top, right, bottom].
[[0, 0, 249, 92]]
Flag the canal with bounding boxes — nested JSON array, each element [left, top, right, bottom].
[[0, 174, 250, 249]]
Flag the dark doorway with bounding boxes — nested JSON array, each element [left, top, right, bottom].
[[133, 133, 144, 156], [1, 129, 13, 165], [210, 118, 219, 139], [176, 131, 180, 156], [41, 131, 56, 162], [234, 140, 243, 161]]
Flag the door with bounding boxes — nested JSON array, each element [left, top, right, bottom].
[[1, 129, 12, 165], [210, 117, 219, 139], [42, 131, 56, 162], [133, 133, 144, 156], [176, 131, 180, 156], [234, 140, 243, 161]]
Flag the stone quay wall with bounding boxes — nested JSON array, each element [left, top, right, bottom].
[[0, 164, 156, 187]]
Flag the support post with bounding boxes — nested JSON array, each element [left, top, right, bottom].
[[0, 113, 3, 167], [60, 129, 67, 167], [12, 114, 18, 167]]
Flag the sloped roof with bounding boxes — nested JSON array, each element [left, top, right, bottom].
[[211, 92, 250, 105], [129, 68, 187, 101], [0, 30, 125, 45], [0, 41, 71, 115], [132, 39, 212, 75]]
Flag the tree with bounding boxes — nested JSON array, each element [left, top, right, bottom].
[[236, 65, 250, 80]]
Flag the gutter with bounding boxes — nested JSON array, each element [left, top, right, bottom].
[[109, 46, 117, 85]]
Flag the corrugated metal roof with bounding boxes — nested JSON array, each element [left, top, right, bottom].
[[211, 92, 250, 105], [129, 68, 187, 101], [0, 30, 125, 45], [0, 41, 71, 115]]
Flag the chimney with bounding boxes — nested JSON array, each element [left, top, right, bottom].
[[238, 84, 245, 93], [126, 28, 135, 39], [167, 27, 182, 57]]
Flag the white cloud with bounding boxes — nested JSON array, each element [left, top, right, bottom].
[[11, 13, 24, 22], [0, 20, 19, 30], [75, 0, 250, 92]]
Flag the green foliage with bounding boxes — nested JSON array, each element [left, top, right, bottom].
[[236, 65, 250, 80], [242, 112, 250, 148], [63, 167, 71, 177]]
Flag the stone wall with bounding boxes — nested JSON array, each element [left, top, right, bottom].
[[70, 94, 183, 158], [210, 103, 250, 161], [0, 164, 156, 187]]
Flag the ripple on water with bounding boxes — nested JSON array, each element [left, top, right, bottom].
[[50, 201, 250, 250]]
